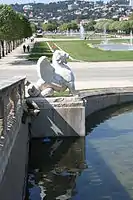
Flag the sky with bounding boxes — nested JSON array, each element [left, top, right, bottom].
[[0, 0, 66, 5]]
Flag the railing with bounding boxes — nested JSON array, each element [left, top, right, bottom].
[[0, 76, 25, 183]]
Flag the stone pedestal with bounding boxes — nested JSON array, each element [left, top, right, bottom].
[[28, 97, 85, 137]]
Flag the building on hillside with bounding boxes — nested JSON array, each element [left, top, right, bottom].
[[23, 5, 33, 12], [119, 16, 129, 20], [68, 1, 78, 10], [129, 0, 133, 8]]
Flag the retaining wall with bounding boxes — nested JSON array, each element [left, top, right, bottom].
[[0, 77, 28, 200], [28, 96, 85, 137], [79, 87, 133, 117], [29, 87, 133, 138], [0, 123, 29, 200]]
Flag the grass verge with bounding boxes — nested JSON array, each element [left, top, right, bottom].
[[53, 90, 70, 97], [53, 88, 104, 97], [28, 42, 53, 62]]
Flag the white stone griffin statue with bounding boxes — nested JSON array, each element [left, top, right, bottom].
[[27, 50, 77, 97]]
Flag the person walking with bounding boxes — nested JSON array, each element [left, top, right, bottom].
[[23, 44, 26, 53], [27, 45, 30, 53]]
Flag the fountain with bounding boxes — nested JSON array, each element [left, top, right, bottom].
[[66, 29, 69, 37], [130, 30, 133, 46], [95, 28, 133, 51], [79, 22, 85, 40], [70, 29, 73, 36], [102, 24, 108, 44]]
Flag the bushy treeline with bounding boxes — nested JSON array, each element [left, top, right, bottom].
[[0, 4, 32, 58]]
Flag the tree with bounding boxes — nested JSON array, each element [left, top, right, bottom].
[[129, 20, 133, 31], [0, 5, 16, 56], [30, 23, 37, 33], [129, 13, 133, 20], [42, 23, 57, 31], [84, 20, 96, 31], [59, 23, 68, 31], [69, 22, 78, 30], [20, 15, 32, 38], [0, 5, 32, 57], [94, 20, 106, 31], [104, 20, 114, 31], [59, 22, 78, 31], [108, 21, 120, 32]]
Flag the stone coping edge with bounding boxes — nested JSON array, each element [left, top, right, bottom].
[[26, 87, 133, 108], [0, 76, 26, 91], [27, 96, 84, 107], [79, 87, 133, 98]]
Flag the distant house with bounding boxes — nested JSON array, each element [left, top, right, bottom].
[[119, 16, 129, 20]]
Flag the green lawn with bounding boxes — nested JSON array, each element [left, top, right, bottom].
[[28, 42, 53, 61], [28, 40, 133, 62], [55, 40, 133, 62]]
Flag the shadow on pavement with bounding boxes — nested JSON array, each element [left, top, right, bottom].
[[10, 59, 36, 66]]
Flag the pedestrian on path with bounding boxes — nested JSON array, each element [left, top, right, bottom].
[[23, 44, 26, 53], [27, 45, 30, 53], [31, 37, 34, 42]]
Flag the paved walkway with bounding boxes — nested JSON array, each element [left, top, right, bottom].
[[0, 39, 34, 65], [1, 38, 133, 90], [0, 38, 37, 83]]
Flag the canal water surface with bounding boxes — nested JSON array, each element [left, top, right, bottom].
[[26, 104, 133, 200]]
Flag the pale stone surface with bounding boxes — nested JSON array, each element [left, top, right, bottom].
[[0, 123, 29, 200], [27, 50, 76, 97], [28, 87, 133, 137], [27, 96, 83, 108], [28, 96, 85, 137], [79, 87, 133, 117], [0, 77, 26, 200]]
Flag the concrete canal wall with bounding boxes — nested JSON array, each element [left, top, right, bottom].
[[29, 87, 133, 138], [28, 96, 85, 137], [79, 87, 133, 117], [0, 77, 29, 200], [1, 79, 133, 200]]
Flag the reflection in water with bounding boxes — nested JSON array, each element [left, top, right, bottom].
[[26, 137, 86, 200], [26, 104, 133, 200]]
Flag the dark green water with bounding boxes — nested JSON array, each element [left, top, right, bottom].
[[26, 104, 133, 200]]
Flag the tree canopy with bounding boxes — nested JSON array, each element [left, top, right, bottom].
[[84, 20, 96, 31], [42, 22, 57, 31], [95, 19, 133, 34], [59, 22, 78, 31], [0, 4, 32, 58], [0, 4, 32, 41]]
